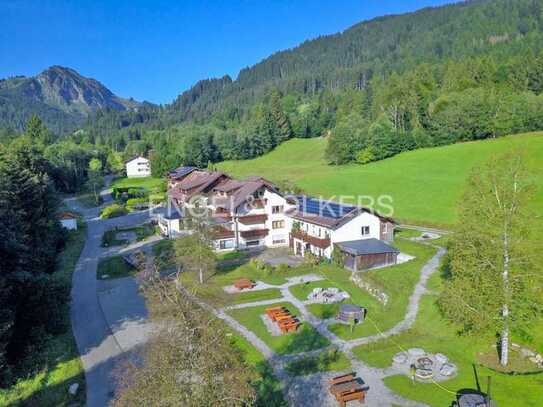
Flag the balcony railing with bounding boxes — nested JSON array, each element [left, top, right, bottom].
[[290, 228, 331, 249]]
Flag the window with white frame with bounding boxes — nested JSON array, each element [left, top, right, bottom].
[[361, 226, 370, 236], [272, 220, 285, 229], [272, 205, 283, 214]]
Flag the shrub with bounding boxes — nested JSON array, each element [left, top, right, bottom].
[[276, 263, 290, 273], [126, 197, 149, 210], [100, 204, 128, 219]]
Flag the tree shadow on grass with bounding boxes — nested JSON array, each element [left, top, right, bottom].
[[279, 325, 330, 355]]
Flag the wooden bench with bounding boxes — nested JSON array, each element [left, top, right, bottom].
[[275, 314, 295, 322], [337, 389, 365, 406], [279, 321, 300, 333], [329, 373, 356, 386], [265, 307, 287, 317], [234, 278, 255, 290]]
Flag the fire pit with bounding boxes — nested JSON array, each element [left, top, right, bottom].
[[416, 356, 434, 370], [392, 349, 457, 382], [415, 356, 434, 379]]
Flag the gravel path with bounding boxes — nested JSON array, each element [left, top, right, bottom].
[[209, 244, 446, 407], [67, 179, 445, 406]]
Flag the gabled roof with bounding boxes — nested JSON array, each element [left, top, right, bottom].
[[210, 176, 283, 213], [173, 170, 227, 192], [213, 179, 245, 193], [168, 166, 196, 180], [60, 212, 77, 220], [286, 196, 395, 229], [337, 238, 399, 256], [124, 155, 149, 164]]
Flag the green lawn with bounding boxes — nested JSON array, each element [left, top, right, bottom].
[[285, 348, 351, 377], [177, 261, 317, 307], [110, 176, 165, 192], [288, 280, 343, 319], [230, 288, 283, 305], [101, 223, 156, 247], [226, 331, 287, 406], [97, 255, 136, 280], [228, 301, 330, 355], [0, 221, 86, 406], [352, 296, 543, 407], [218, 133, 543, 227], [312, 240, 437, 340]]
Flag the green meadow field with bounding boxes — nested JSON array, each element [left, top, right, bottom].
[[218, 133, 543, 227]]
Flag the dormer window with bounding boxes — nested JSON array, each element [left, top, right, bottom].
[[361, 226, 370, 236]]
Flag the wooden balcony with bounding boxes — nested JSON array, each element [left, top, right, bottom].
[[238, 214, 268, 225], [290, 228, 331, 249], [211, 226, 235, 239], [240, 229, 269, 239]]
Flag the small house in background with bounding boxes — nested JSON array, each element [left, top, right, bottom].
[[60, 212, 78, 230], [125, 156, 151, 178]]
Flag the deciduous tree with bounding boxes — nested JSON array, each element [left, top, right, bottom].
[[440, 152, 541, 366]]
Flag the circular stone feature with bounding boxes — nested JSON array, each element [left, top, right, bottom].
[[439, 363, 457, 377], [435, 353, 448, 364], [416, 356, 434, 370], [392, 352, 408, 364], [415, 368, 433, 380], [408, 348, 426, 357]]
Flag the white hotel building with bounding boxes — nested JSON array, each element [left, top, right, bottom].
[[160, 167, 399, 271]]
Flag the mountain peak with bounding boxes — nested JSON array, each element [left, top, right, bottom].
[[0, 66, 140, 133]]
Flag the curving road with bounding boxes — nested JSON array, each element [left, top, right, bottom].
[[66, 181, 154, 407]]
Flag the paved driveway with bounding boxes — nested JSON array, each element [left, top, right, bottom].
[[67, 187, 156, 406]]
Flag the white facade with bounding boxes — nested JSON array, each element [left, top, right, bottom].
[[288, 210, 384, 259], [60, 217, 78, 230], [126, 156, 151, 178], [225, 189, 296, 250], [331, 211, 381, 244], [164, 170, 394, 263]]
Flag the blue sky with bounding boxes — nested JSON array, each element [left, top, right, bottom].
[[1, 0, 456, 104]]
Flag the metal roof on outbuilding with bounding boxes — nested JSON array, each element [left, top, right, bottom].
[[336, 238, 400, 256]]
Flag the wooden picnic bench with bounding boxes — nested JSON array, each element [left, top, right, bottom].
[[279, 320, 300, 333], [329, 376, 366, 406], [265, 307, 287, 317], [234, 278, 255, 290], [275, 314, 295, 322], [329, 373, 356, 386], [337, 389, 365, 406]]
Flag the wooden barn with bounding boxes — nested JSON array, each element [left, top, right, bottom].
[[337, 238, 399, 271]]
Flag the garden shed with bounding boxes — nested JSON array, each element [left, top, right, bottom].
[[337, 238, 399, 271]]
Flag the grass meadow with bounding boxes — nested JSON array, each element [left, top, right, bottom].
[[218, 133, 543, 227]]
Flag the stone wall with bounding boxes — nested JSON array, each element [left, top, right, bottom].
[[350, 273, 389, 306]]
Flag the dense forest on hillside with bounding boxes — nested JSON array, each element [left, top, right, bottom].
[[72, 0, 543, 174], [2, 0, 543, 175], [0, 117, 102, 386]]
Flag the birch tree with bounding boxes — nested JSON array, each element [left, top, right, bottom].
[[440, 151, 541, 366], [175, 204, 216, 284]]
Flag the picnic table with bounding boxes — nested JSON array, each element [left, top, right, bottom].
[[329, 380, 364, 397], [329, 374, 366, 406], [329, 373, 356, 386], [234, 278, 255, 290]]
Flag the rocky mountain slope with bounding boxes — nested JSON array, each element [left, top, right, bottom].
[[0, 66, 140, 134]]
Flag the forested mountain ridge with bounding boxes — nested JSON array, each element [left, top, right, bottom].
[[167, 0, 543, 121], [0, 66, 141, 134]]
